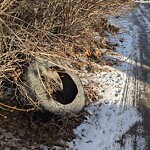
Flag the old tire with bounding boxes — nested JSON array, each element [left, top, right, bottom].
[[24, 61, 85, 114]]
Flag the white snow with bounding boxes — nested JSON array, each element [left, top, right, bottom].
[[68, 7, 145, 150]]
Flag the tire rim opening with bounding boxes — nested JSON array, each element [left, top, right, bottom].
[[52, 72, 78, 105]]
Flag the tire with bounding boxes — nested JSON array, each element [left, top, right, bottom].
[[23, 61, 85, 114]]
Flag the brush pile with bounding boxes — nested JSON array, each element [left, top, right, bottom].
[[0, 0, 134, 112]]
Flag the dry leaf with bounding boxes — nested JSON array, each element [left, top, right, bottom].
[[84, 50, 91, 57]]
